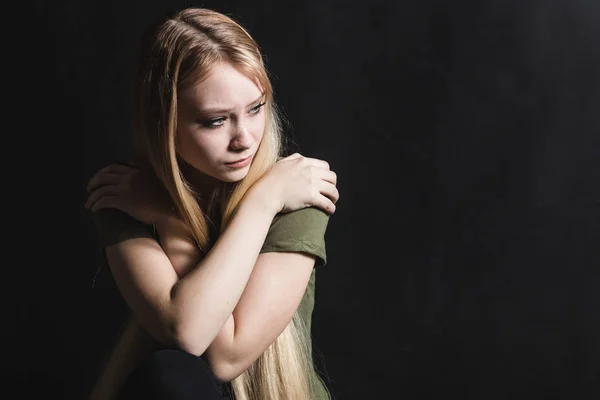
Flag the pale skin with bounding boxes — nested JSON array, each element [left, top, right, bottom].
[[85, 62, 340, 388]]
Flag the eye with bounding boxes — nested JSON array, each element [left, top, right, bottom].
[[201, 118, 226, 129], [250, 102, 266, 115]]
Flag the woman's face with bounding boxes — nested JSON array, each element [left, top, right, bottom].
[[176, 62, 266, 183]]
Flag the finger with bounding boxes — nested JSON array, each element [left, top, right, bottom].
[[319, 169, 337, 185], [87, 163, 138, 192], [279, 152, 303, 163], [303, 157, 330, 170], [87, 165, 123, 191], [313, 193, 336, 215], [319, 181, 340, 205], [85, 185, 120, 209], [87, 172, 126, 193], [89, 195, 121, 213]]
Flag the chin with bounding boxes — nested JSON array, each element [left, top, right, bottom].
[[219, 168, 250, 183]]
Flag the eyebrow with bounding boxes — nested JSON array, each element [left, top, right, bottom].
[[198, 94, 265, 115]]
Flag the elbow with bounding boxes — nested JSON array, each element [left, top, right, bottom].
[[172, 323, 212, 357], [204, 345, 248, 382], [168, 285, 211, 356], [135, 318, 179, 349], [173, 328, 243, 382], [209, 359, 244, 383]]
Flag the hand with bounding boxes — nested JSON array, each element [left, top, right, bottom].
[[251, 153, 339, 215], [84, 163, 174, 226]]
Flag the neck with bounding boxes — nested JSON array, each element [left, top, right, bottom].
[[179, 161, 231, 223]]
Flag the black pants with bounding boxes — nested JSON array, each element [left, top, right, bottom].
[[118, 349, 233, 399]]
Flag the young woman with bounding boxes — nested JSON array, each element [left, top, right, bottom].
[[85, 7, 339, 400]]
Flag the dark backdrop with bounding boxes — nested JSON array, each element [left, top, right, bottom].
[[12, 0, 600, 398]]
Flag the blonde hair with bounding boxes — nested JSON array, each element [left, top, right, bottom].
[[101, 7, 329, 400]]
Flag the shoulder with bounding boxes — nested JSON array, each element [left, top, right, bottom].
[[89, 159, 157, 248]]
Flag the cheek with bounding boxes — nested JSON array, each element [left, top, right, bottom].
[[177, 129, 216, 162], [252, 115, 267, 141]]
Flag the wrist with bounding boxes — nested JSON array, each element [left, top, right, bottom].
[[245, 183, 280, 217]]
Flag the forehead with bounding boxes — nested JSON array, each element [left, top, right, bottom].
[[179, 62, 263, 110]]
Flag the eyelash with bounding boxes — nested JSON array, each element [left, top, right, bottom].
[[202, 102, 266, 129]]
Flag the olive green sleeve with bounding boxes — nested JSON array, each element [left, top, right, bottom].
[[91, 209, 156, 248], [260, 207, 330, 268], [90, 209, 156, 289]]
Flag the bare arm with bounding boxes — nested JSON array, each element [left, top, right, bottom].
[[203, 251, 316, 381], [168, 193, 279, 355], [93, 154, 337, 370], [105, 189, 278, 356], [155, 209, 319, 381]]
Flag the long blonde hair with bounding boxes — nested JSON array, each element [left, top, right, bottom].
[[124, 7, 327, 399]]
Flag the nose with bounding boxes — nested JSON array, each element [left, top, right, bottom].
[[229, 121, 253, 151]]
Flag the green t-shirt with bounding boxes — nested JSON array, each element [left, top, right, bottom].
[[91, 205, 330, 399]]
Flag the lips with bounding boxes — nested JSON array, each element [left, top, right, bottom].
[[226, 154, 252, 164]]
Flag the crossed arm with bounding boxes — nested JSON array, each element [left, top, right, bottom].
[[104, 197, 318, 382]]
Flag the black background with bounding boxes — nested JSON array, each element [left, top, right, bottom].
[[10, 0, 600, 398]]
